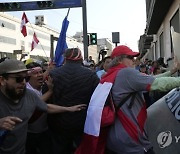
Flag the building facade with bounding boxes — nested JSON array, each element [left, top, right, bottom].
[[97, 38, 115, 62], [139, 0, 179, 64], [0, 12, 98, 62]]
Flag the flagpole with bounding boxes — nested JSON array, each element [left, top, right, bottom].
[[82, 0, 88, 60], [27, 15, 48, 61], [28, 22, 48, 59], [66, 8, 70, 17]]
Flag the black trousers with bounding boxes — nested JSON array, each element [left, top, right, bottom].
[[50, 131, 82, 154], [26, 130, 52, 154]]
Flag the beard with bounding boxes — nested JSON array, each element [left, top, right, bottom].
[[5, 85, 26, 101]]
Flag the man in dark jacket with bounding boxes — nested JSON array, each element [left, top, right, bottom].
[[49, 48, 99, 154]]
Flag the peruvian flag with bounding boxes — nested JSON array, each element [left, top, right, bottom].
[[31, 33, 39, 51], [21, 12, 29, 37], [75, 64, 126, 154]]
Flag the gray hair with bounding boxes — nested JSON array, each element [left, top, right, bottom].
[[109, 55, 126, 68]]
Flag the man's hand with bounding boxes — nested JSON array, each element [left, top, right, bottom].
[[0, 116, 22, 131], [170, 56, 180, 74], [45, 76, 53, 91], [67, 104, 87, 112]]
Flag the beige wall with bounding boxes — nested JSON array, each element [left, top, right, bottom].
[[0, 13, 98, 61]]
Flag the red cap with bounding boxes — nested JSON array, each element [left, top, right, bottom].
[[111, 45, 140, 58]]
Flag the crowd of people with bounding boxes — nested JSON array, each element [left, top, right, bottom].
[[0, 45, 180, 154]]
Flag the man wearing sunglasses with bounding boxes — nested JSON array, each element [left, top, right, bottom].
[[0, 59, 86, 154], [84, 45, 180, 154], [107, 45, 180, 154]]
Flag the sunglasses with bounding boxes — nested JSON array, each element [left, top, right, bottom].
[[124, 55, 134, 60], [8, 76, 27, 83]]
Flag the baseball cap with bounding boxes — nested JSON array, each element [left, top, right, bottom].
[[0, 59, 29, 75], [111, 45, 140, 58]]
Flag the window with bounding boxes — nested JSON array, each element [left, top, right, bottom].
[[0, 35, 16, 45], [28, 30, 50, 40], [170, 9, 179, 55], [170, 10, 180, 32], [0, 19, 16, 30], [28, 43, 50, 51]]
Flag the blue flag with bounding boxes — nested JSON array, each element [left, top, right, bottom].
[[54, 16, 69, 66]]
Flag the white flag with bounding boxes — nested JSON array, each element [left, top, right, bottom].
[[31, 33, 39, 51], [21, 12, 29, 37]]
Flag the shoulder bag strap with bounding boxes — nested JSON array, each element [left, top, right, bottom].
[[115, 92, 136, 111], [128, 93, 137, 109], [109, 92, 116, 112]]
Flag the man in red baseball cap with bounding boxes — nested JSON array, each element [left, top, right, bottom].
[[109, 45, 140, 69], [111, 45, 140, 58], [104, 45, 180, 154], [75, 45, 180, 154]]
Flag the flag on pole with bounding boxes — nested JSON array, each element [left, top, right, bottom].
[[31, 33, 39, 51], [54, 16, 69, 66], [21, 12, 29, 37]]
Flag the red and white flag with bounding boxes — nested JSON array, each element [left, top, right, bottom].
[[75, 64, 126, 154], [31, 33, 39, 51], [21, 12, 29, 37]]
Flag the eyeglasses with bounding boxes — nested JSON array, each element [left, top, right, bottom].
[[8, 76, 27, 83], [124, 55, 134, 60]]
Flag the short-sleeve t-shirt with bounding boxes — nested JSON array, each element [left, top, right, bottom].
[[0, 89, 47, 154], [107, 67, 155, 154]]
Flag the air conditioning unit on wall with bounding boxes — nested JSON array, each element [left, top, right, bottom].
[[35, 15, 47, 26]]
